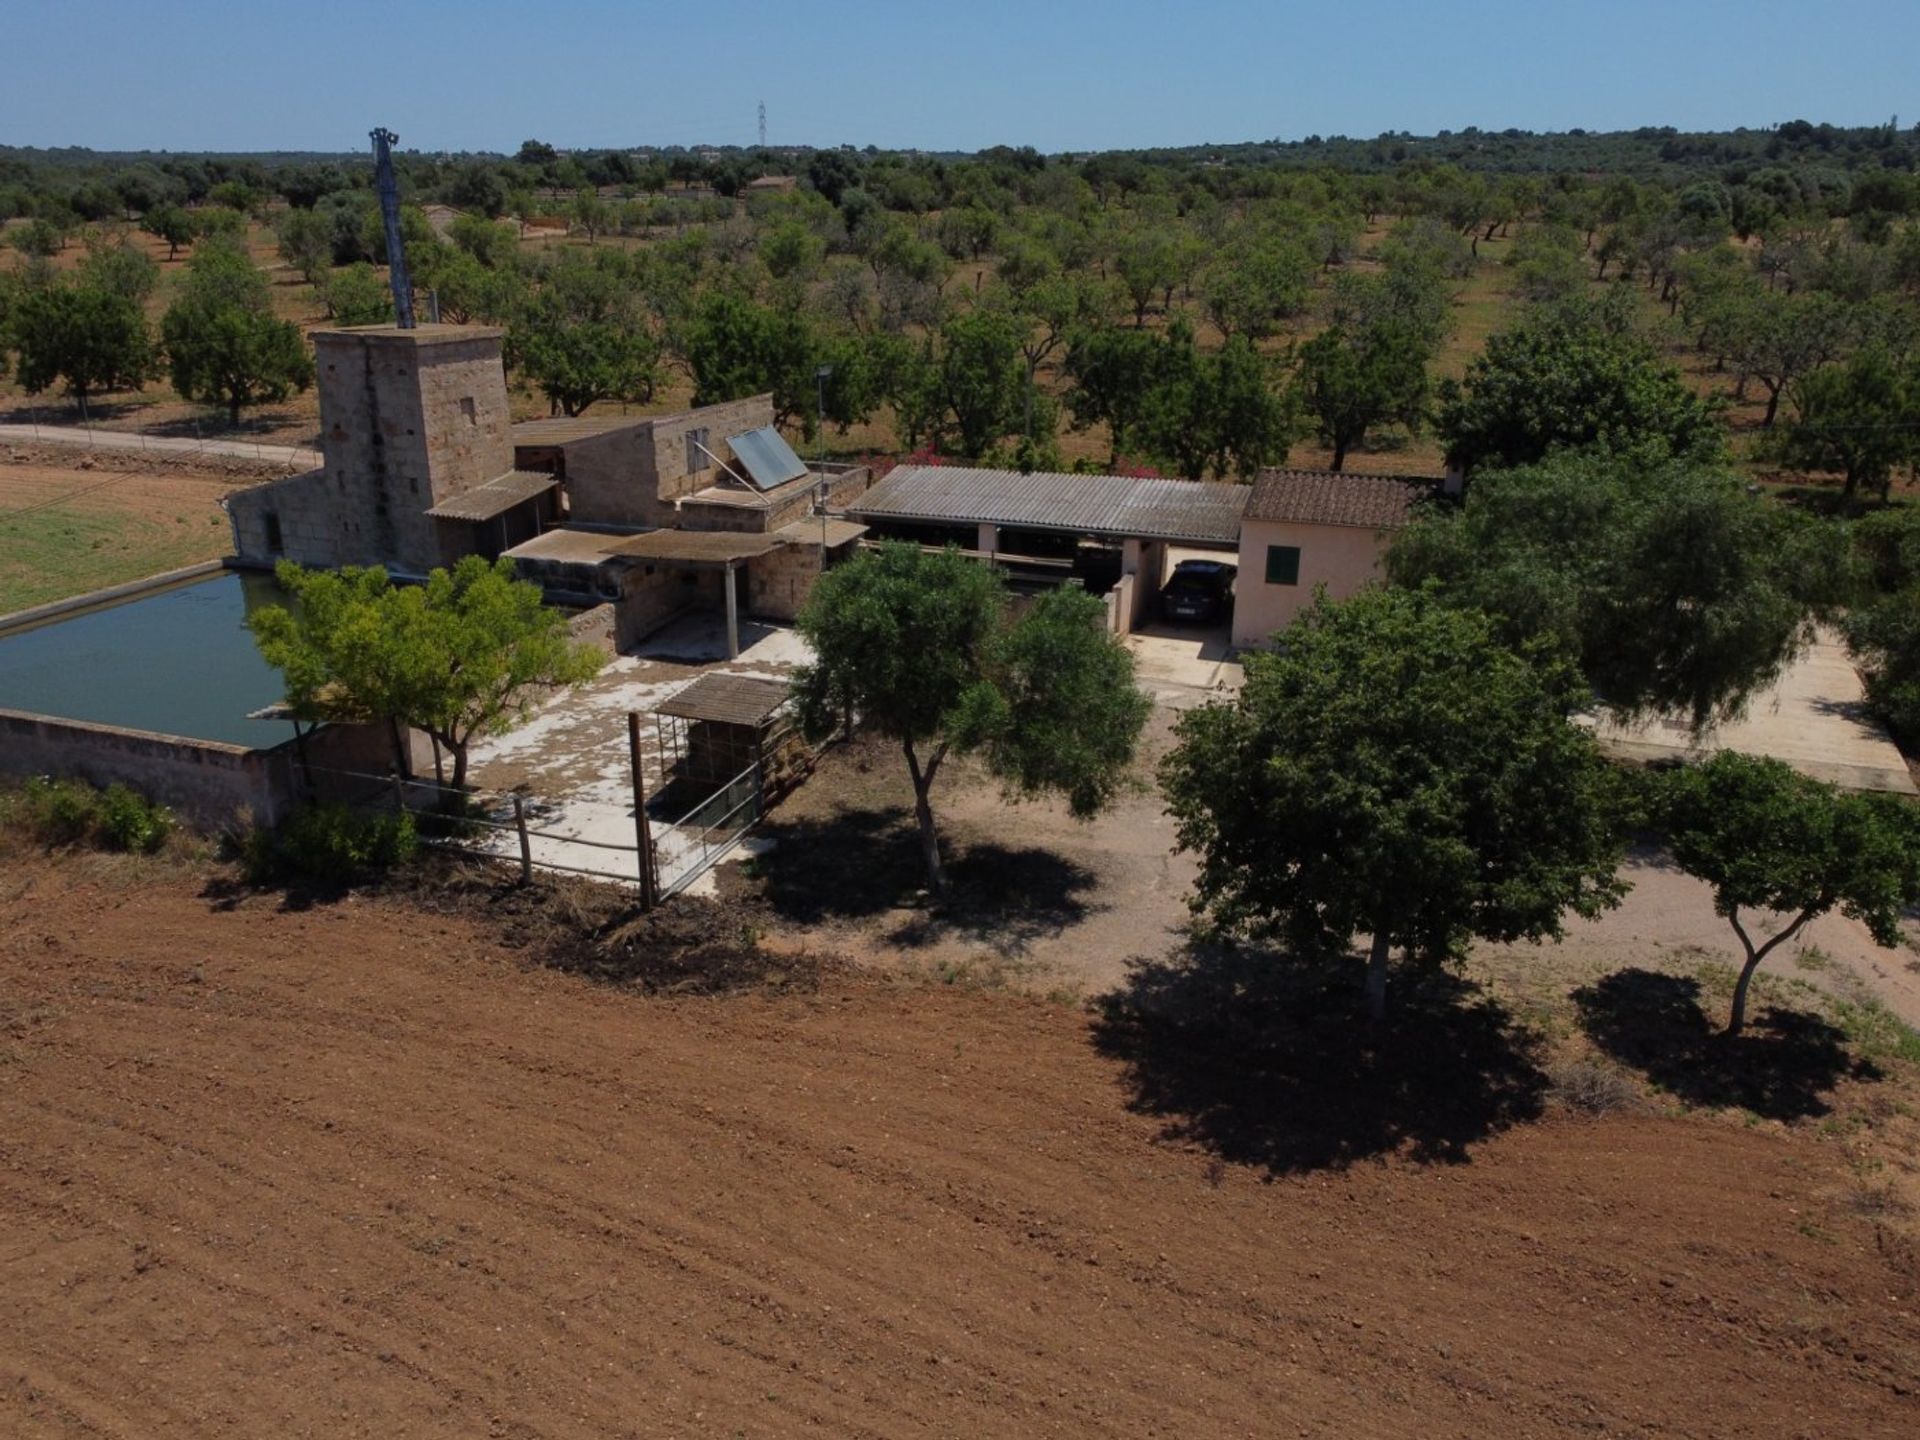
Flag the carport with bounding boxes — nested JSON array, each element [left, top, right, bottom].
[[845, 466, 1249, 633], [606, 529, 780, 659]]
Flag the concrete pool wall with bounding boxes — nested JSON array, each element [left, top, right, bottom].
[[0, 562, 418, 829], [0, 703, 413, 830]]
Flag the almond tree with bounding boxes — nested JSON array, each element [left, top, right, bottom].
[[1654, 752, 1920, 1035]]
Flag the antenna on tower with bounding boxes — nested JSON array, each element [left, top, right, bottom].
[[369, 127, 415, 329], [758, 100, 767, 149]]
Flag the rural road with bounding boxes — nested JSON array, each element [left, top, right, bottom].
[[0, 423, 320, 470]]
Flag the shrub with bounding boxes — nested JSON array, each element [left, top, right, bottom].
[[1547, 1058, 1646, 1115], [4, 776, 174, 853], [242, 804, 418, 885], [97, 783, 176, 853]]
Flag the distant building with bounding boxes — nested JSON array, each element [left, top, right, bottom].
[[743, 175, 798, 194]]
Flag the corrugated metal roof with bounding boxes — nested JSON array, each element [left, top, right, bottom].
[[1244, 470, 1438, 530], [847, 466, 1249, 544], [728, 425, 810, 490], [606, 529, 780, 565], [424, 470, 558, 522], [655, 673, 790, 727]]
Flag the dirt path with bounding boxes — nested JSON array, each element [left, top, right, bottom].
[[0, 424, 320, 470], [2, 855, 1916, 1438], [738, 734, 1920, 1027]]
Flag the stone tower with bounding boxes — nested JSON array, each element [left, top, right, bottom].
[[310, 325, 515, 574]]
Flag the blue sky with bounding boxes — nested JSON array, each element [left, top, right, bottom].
[[5, 1, 1916, 155]]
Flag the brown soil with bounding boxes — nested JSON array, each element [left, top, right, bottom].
[[2, 852, 1917, 1438]]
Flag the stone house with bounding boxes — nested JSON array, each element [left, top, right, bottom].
[[225, 324, 869, 657]]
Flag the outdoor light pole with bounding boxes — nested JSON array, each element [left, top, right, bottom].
[[814, 364, 832, 458], [814, 363, 836, 552]]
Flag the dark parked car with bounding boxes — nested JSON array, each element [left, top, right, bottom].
[[1159, 559, 1237, 625]]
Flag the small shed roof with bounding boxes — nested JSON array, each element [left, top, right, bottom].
[[849, 466, 1249, 545], [775, 518, 869, 548], [656, 673, 791, 727], [607, 529, 780, 565], [1244, 470, 1439, 530], [502, 527, 631, 564], [425, 470, 558, 522], [512, 414, 648, 446]]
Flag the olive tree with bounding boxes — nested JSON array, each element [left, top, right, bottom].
[[792, 543, 1151, 896], [1161, 588, 1627, 1021]]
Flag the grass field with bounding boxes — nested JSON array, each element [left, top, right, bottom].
[[0, 463, 237, 614]]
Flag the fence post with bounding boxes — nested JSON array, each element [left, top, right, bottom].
[[512, 793, 533, 885], [628, 711, 658, 908], [390, 768, 406, 813]]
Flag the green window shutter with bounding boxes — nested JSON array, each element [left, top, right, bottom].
[[1265, 544, 1301, 585]]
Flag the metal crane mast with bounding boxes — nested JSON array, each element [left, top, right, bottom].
[[370, 127, 415, 329]]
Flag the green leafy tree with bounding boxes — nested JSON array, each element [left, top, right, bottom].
[[936, 306, 1029, 459], [77, 239, 160, 306], [792, 544, 1150, 896], [759, 218, 827, 283], [1161, 587, 1626, 1021], [678, 289, 817, 429], [1846, 589, 1920, 748], [514, 313, 661, 417], [1291, 320, 1432, 471], [1388, 451, 1852, 730], [1437, 310, 1723, 473], [508, 250, 662, 417], [275, 207, 333, 286], [1766, 348, 1919, 501], [1197, 236, 1315, 342], [1724, 289, 1854, 427], [318, 262, 393, 326], [10, 217, 67, 259], [1139, 322, 1294, 480], [250, 557, 605, 792], [1653, 752, 1920, 1034], [1063, 323, 1164, 463], [8, 283, 158, 417], [162, 241, 312, 425]]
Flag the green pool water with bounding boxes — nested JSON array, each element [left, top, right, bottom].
[[0, 571, 298, 748]]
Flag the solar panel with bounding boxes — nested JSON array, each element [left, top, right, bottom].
[[727, 425, 809, 491]]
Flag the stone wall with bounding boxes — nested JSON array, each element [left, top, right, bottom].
[[226, 469, 337, 568], [567, 602, 618, 657], [525, 423, 667, 530], [307, 326, 515, 574], [646, 394, 776, 507], [747, 541, 824, 622], [613, 564, 714, 650]]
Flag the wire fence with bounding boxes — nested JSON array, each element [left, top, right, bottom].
[[296, 746, 771, 904]]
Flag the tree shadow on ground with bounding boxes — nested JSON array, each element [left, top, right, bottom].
[[742, 804, 1101, 956], [1090, 940, 1548, 1175], [1572, 968, 1877, 1120]]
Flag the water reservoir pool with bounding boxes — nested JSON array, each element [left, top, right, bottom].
[[0, 571, 297, 748]]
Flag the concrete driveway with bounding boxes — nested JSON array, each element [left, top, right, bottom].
[[1589, 627, 1915, 794], [1125, 624, 1241, 710]]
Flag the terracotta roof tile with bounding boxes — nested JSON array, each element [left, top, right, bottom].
[[1244, 470, 1439, 530]]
